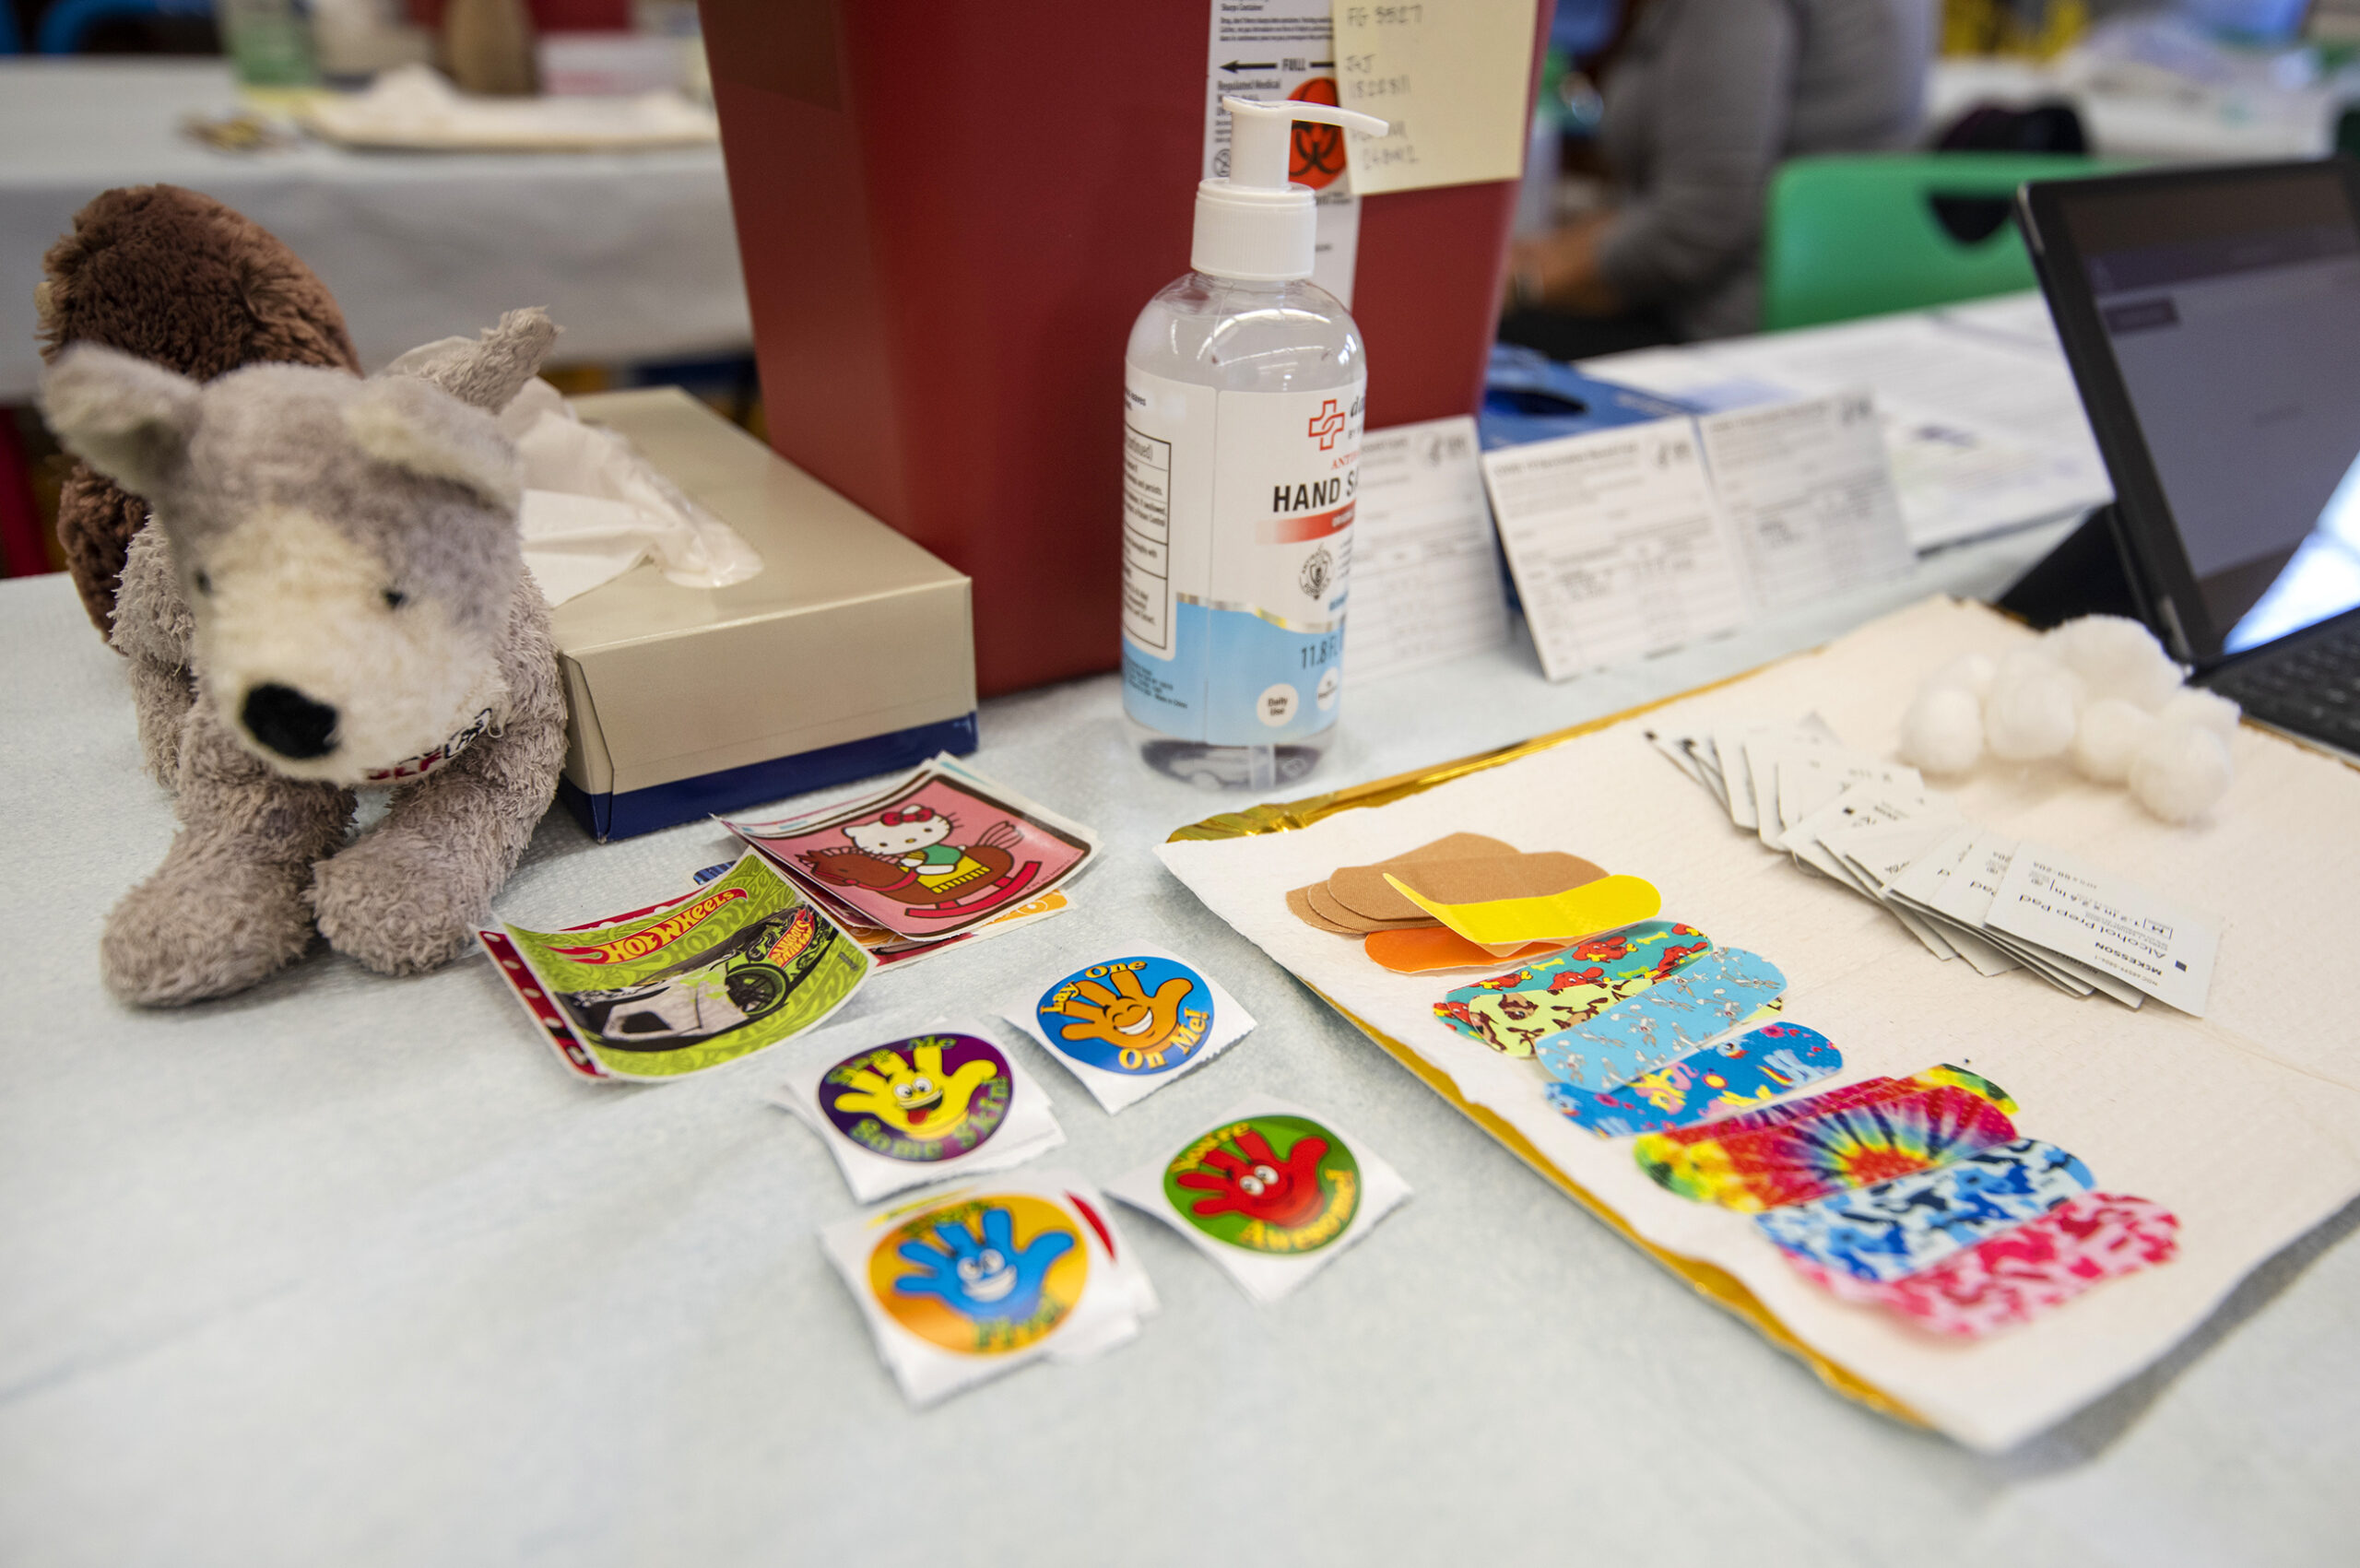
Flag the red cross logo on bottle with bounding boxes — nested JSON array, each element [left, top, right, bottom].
[[1305, 400, 1346, 450]]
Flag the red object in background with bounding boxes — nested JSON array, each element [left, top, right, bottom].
[[701, 0, 1547, 697], [407, 1, 631, 29], [0, 418, 48, 579]]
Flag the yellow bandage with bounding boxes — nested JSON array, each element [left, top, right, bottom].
[[1380, 871, 1661, 948]]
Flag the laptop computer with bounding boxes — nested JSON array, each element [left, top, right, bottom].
[[2017, 158, 2360, 753]]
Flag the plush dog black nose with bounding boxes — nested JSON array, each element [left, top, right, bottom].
[[241, 683, 339, 760]]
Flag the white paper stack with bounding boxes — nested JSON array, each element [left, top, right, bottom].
[[1645, 719, 2221, 1017]]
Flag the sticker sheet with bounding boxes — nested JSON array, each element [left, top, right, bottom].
[[727, 755, 1099, 940], [1432, 920, 1716, 1056], [769, 1015, 1066, 1202], [1004, 946, 1256, 1113], [1104, 1096, 1411, 1304], [819, 1173, 1158, 1407], [478, 850, 871, 1082], [1542, 1022, 1843, 1137], [1532, 948, 1788, 1090], [1757, 1138, 2094, 1284]]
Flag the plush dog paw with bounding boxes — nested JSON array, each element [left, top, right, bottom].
[[310, 832, 485, 976], [100, 854, 317, 1006]]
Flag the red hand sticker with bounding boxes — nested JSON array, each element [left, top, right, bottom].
[[1174, 1126, 1332, 1229]]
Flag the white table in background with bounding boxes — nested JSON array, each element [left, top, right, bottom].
[[0, 58, 750, 396]]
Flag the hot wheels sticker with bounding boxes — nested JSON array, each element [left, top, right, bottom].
[[820, 1033, 1012, 1162], [1162, 1113, 1360, 1255]]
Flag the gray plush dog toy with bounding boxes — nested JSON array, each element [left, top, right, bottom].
[[39, 310, 568, 1006]]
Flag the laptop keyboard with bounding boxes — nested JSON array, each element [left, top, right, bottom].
[[2207, 617, 2360, 748]]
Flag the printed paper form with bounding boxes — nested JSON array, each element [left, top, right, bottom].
[[1344, 414, 1509, 683], [1334, 0, 1539, 195], [1481, 417, 1751, 681], [1205, 0, 1362, 302], [1697, 390, 1914, 612], [1586, 302, 2112, 550]]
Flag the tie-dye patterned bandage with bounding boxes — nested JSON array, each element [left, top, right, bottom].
[[1652, 1064, 2016, 1146], [1634, 1083, 2018, 1211]]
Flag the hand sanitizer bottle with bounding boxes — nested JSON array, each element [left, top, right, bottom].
[[1122, 94, 1388, 792]]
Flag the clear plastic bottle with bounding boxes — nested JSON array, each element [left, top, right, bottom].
[[1120, 97, 1386, 792]]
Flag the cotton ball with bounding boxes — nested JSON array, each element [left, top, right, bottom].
[[2047, 615, 2183, 710], [1992, 644, 2065, 689], [1898, 684, 1986, 774], [1924, 652, 1997, 701], [1983, 651, 2083, 762], [2071, 697, 2161, 784], [2129, 724, 2233, 823], [2155, 686, 2241, 740]]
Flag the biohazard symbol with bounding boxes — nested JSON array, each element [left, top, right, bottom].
[[1289, 77, 1348, 191]]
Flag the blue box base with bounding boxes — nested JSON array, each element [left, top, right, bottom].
[[558, 712, 980, 841]]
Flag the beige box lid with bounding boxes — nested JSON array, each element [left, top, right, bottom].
[[552, 389, 975, 797]]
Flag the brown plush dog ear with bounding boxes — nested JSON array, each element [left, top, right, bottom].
[[37, 345, 202, 501], [342, 375, 521, 510]]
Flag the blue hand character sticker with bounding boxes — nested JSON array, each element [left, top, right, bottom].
[[871, 1195, 1090, 1354]]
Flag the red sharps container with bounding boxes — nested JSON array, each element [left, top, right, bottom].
[[698, 1, 1547, 696]]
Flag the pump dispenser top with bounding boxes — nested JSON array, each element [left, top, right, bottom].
[[1192, 95, 1388, 283]]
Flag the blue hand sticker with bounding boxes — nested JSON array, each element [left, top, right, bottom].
[[892, 1203, 1077, 1323]]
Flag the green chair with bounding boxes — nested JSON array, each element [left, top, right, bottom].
[[1761, 153, 2119, 332]]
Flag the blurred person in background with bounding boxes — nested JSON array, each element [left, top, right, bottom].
[[1504, 0, 1936, 359]]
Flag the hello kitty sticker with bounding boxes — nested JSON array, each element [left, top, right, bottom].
[[726, 756, 1099, 940]]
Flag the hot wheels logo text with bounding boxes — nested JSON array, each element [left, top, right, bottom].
[[550, 887, 748, 963]]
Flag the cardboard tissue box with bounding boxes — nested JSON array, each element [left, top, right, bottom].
[[551, 389, 976, 840]]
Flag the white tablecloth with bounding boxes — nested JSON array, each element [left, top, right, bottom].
[[0, 59, 750, 398], [5, 524, 2356, 1565]]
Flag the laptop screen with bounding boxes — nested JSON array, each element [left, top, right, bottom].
[[2063, 166, 2360, 655]]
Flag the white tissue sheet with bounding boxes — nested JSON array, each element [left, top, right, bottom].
[[1155, 595, 2360, 1451], [500, 379, 763, 607]]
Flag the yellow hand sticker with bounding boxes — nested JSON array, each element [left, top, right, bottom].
[[1381, 871, 1660, 949], [832, 1043, 999, 1139], [1054, 968, 1198, 1054]]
